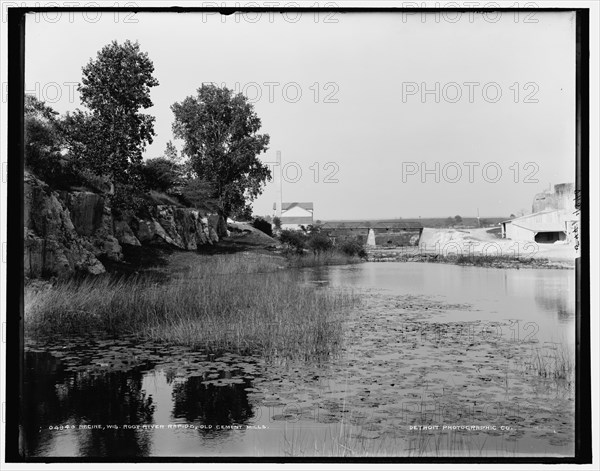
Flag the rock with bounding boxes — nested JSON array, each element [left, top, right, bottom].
[[61, 191, 105, 236], [24, 173, 107, 278], [114, 219, 141, 246], [135, 217, 178, 247], [154, 206, 213, 249], [24, 171, 221, 279]]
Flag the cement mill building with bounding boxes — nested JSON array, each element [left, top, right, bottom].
[[501, 183, 578, 243]]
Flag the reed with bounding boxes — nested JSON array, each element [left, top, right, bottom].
[[25, 253, 358, 361]]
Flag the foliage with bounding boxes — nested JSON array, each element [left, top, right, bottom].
[[306, 223, 323, 234], [24, 95, 80, 188], [338, 239, 367, 258], [111, 182, 148, 214], [171, 84, 271, 218], [253, 217, 273, 237], [70, 40, 159, 185], [454, 215, 463, 224], [141, 157, 183, 193], [445, 217, 454, 227], [179, 178, 218, 212], [279, 229, 307, 254], [230, 205, 253, 222], [164, 140, 180, 162], [307, 232, 333, 254], [273, 216, 282, 230]]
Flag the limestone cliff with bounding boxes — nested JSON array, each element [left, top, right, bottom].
[[24, 172, 222, 278]]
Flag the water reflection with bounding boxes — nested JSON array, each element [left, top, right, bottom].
[[24, 352, 154, 457], [23, 352, 255, 457], [172, 376, 253, 432]]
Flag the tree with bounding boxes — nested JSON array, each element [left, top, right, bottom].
[[454, 215, 463, 224], [171, 84, 271, 220], [164, 140, 180, 162], [445, 217, 454, 227], [74, 40, 159, 184], [24, 95, 85, 189], [273, 216, 282, 230], [141, 157, 183, 193], [509, 213, 516, 219]]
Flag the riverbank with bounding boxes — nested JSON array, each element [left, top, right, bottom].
[[367, 249, 575, 269], [367, 227, 576, 269]]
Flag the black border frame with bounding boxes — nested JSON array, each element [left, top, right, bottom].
[[4, 6, 592, 464]]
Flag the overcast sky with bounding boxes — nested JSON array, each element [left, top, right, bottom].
[[25, 10, 576, 220]]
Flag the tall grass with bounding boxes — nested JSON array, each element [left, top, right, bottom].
[[25, 253, 358, 361], [521, 343, 574, 382]]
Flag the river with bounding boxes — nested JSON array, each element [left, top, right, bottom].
[[23, 262, 576, 458]]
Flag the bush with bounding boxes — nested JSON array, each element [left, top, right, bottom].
[[179, 178, 219, 212], [339, 239, 367, 258], [279, 229, 307, 254], [307, 232, 333, 254], [253, 217, 273, 237], [24, 96, 84, 189], [141, 157, 183, 193]]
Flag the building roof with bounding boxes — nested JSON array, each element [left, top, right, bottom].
[[510, 221, 566, 233], [273, 202, 314, 211], [501, 209, 559, 224], [280, 216, 314, 225]]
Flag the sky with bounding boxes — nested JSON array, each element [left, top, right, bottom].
[[24, 9, 577, 220]]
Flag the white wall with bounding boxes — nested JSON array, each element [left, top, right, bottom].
[[505, 224, 536, 241]]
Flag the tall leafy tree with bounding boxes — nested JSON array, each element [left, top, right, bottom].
[[171, 84, 271, 219], [74, 39, 159, 183]]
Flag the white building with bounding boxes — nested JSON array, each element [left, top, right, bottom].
[[273, 202, 314, 230], [501, 209, 577, 243]]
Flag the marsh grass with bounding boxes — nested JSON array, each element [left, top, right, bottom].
[[25, 253, 358, 361], [521, 343, 575, 382]]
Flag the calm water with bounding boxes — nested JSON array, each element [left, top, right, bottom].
[[303, 263, 575, 344], [23, 262, 576, 457]]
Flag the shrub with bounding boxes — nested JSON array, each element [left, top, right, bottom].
[[141, 157, 183, 193], [253, 217, 273, 237], [180, 178, 219, 212], [339, 239, 367, 258], [279, 229, 307, 254], [307, 232, 333, 254], [24, 95, 84, 188]]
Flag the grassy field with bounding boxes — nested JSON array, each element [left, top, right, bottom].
[[25, 253, 359, 361]]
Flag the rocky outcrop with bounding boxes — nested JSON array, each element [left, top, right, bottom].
[[24, 173, 106, 277], [24, 172, 223, 279]]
